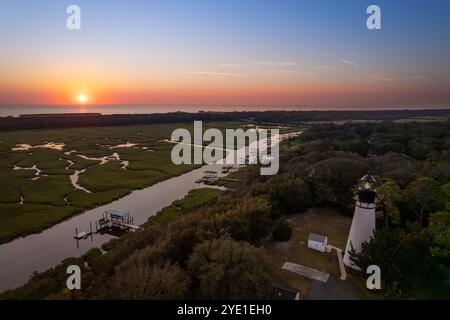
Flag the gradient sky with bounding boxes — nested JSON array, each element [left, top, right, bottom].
[[0, 0, 449, 108]]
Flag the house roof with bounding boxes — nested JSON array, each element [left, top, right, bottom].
[[309, 233, 327, 244], [106, 209, 129, 217]]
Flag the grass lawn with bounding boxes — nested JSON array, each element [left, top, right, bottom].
[[263, 207, 373, 298], [151, 188, 223, 225], [214, 170, 242, 188]]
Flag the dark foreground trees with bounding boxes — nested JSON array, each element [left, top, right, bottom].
[[187, 238, 273, 299], [272, 219, 292, 242], [349, 222, 450, 298], [107, 261, 191, 300]]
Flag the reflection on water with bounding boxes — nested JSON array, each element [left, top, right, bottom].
[[69, 168, 91, 193], [0, 163, 226, 292], [13, 164, 47, 181], [1, 105, 436, 118], [2, 105, 285, 117], [12, 142, 65, 151], [110, 142, 138, 149]]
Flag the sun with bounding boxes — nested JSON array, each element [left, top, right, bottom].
[[77, 94, 88, 103]]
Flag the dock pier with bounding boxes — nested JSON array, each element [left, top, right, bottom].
[[74, 209, 139, 243], [74, 222, 94, 240], [195, 170, 219, 184]]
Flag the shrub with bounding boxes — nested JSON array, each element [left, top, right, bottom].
[[272, 219, 292, 242], [269, 177, 312, 217]]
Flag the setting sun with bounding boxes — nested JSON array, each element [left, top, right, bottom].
[[77, 95, 88, 103]]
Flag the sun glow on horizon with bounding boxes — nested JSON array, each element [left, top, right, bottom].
[[77, 95, 88, 103]]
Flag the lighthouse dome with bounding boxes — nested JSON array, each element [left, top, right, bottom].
[[360, 173, 376, 191], [357, 173, 377, 204], [361, 174, 376, 183]]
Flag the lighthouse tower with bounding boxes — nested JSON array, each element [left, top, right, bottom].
[[343, 173, 377, 270]]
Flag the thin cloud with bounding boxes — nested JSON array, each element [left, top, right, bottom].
[[340, 58, 360, 68], [297, 71, 318, 77], [218, 64, 248, 68], [407, 75, 437, 83], [368, 74, 395, 83], [263, 69, 318, 77], [250, 61, 297, 67], [182, 71, 245, 77], [309, 66, 336, 70]]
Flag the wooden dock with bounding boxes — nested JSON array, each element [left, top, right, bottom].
[[74, 222, 94, 240], [196, 170, 219, 184], [96, 209, 140, 233], [74, 209, 139, 241]]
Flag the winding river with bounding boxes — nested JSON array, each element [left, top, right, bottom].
[[0, 132, 298, 292]]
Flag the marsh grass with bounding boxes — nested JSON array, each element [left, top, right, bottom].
[[0, 122, 238, 243], [151, 188, 223, 225]]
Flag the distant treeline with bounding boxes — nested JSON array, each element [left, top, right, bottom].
[[0, 109, 450, 131]]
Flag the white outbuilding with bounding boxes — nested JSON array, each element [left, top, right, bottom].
[[308, 233, 328, 253]]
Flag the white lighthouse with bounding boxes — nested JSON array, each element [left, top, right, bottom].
[[343, 174, 377, 270]]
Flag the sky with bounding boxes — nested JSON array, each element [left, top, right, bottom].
[[0, 0, 449, 109]]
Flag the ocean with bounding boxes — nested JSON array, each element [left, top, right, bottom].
[[0, 105, 436, 117]]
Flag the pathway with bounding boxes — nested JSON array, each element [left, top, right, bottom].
[[327, 245, 347, 280]]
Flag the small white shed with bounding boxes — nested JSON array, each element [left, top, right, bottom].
[[308, 233, 328, 253]]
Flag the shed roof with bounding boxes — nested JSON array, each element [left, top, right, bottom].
[[308, 233, 327, 244], [106, 209, 129, 217]]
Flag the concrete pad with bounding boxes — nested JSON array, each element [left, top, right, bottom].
[[282, 262, 330, 283], [306, 277, 366, 300]]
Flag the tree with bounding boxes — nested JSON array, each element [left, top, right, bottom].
[[349, 229, 404, 296], [377, 179, 401, 227], [269, 177, 312, 217], [313, 157, 369, 210], [219, 196, 272, 245], [429, 211, 450, 287], [188, 238, 272, 299], [107, 258, 191, 299], [404, 177, 446, 226], [442, 183, 450, 208], [272, 219, 292, 242], [349, 225, 443, 298]]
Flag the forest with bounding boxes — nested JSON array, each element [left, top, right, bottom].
[[1, 109, 450, 131], [2, 118, 449, 299]]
